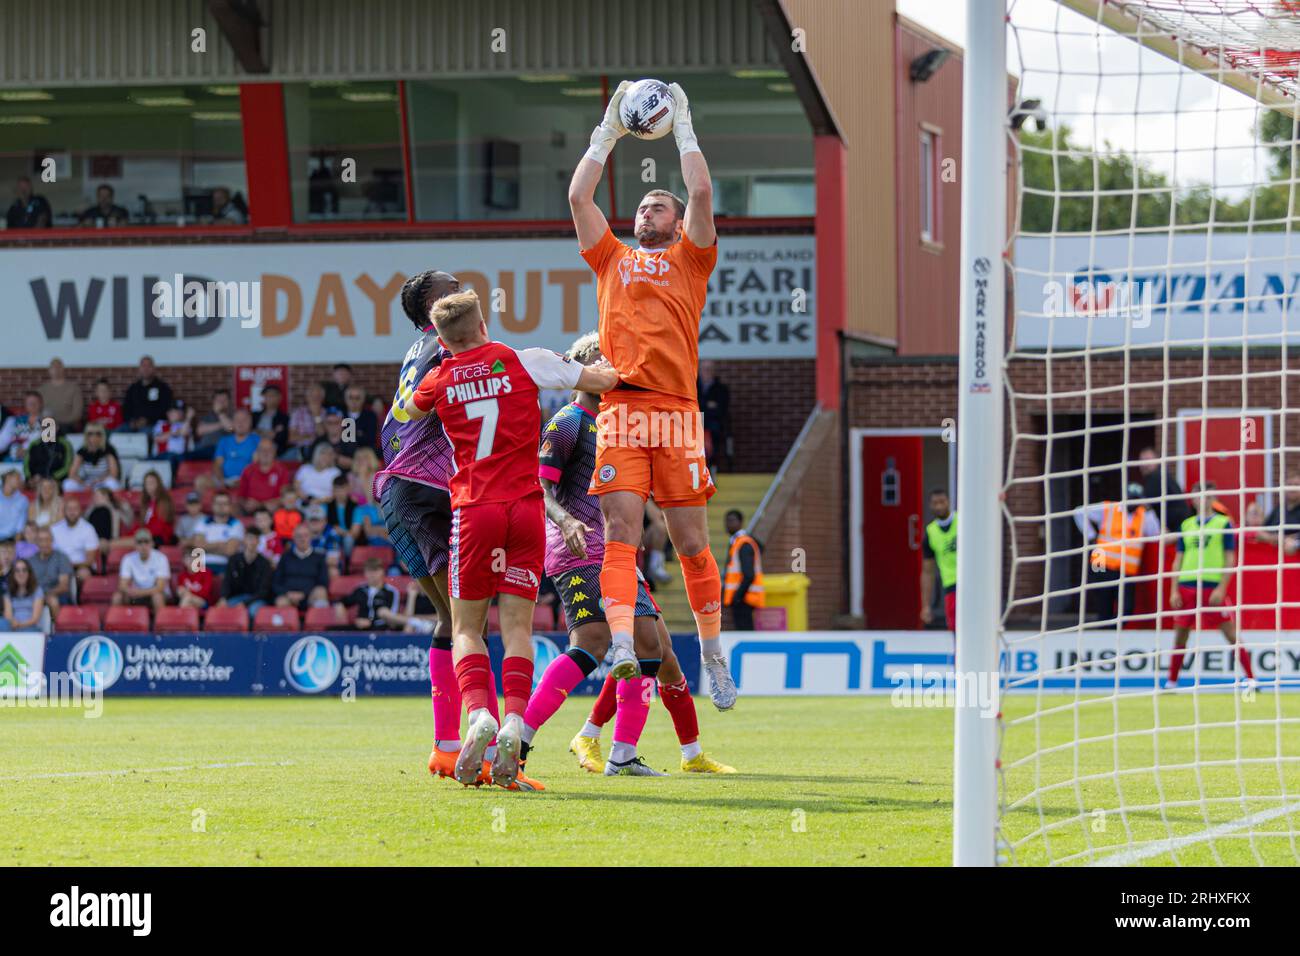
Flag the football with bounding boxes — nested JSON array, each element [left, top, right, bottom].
[[619, 78, 676, 140]]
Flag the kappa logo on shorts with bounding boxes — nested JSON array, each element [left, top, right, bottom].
[[568, 574, 584, 586], [573, 591, 588, 603], [598, 464, 616, 483], [575, 608, 592, 620]]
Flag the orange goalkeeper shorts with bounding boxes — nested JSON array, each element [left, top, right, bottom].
[[589, 389, 716, 508]]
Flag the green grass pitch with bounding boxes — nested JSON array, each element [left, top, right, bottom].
[[5, 693, 1299, 866]]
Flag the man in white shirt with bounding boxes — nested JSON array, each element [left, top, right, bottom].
[[50, 497, 100, 583], [186, 490, 243, 573], [113, 529, 171, 612]]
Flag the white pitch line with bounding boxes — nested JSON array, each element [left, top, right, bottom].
[[3, 760, 295, 781], [1091, 799, 1300, 866]]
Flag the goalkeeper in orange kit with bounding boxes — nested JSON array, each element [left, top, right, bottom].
[[566, 79, 737, 709]]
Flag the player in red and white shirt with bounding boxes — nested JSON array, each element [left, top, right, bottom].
[[400, 289, 619, 789]]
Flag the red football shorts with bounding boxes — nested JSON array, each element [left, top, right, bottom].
[[449, 492, 545, 601], [1172, 584, 1232, 629]]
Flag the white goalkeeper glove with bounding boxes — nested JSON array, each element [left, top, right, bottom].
[[584, 80, 632, 166], [668, 82, 700, 156]]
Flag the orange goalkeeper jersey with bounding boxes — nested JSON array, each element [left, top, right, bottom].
[[580, 227, 717, 402]]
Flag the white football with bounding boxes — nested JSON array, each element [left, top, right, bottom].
[[619, 79, 676, 140]]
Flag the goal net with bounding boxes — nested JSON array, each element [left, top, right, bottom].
[[991, 0, 1300, 865]]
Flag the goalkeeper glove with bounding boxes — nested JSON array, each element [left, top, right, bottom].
[[585, 80, 632, 166], [668, 82, 700, 156]]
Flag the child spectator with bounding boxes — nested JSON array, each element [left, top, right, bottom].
[[337, 558, 401, 630], [177, 546, 218, 610], [175, 491, 205, 541], [152, 400, 192, 464], [15, 522, 38, 561], [87, 379, 123, 432], [273, 487, 303, 542], [252, 508, 282, 563], [325, 475, 360, 554], [140, 470, 176, 544]]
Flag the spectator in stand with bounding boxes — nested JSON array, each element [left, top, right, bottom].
[[348, 447, 381, 502], [220, 528, 273, 618], [237, 438, 292, 514], [699, 360, 732, 473], [295, 442, 341, 504], [337, 558, 401, 630], [152, 400, 193, 468], [112, 529, 170, 613], [15, 522, 38, 561], [212, 409, 258, 488], [63, 424, 121, 492], [322, 363, 354, 411], [86, 379, 123, 432], [288, 382, 329, 460], [251, 508, 282, 563], [368, 396, 389, 444], [176, 546, 218, 611], [187, 490, 242, 575], [6, 176, 51, 229], [273, 522, 330, 611], [28, 477, 63, 529], [0, 392, 46, 462], [208, 186, 246, 225], [0, 559, 45, 633], [79, 183, 129, 228], [50, 497, 99, 583], [122, 355, 173, 431], [342, 386, 378, 451], [108, 501, 144, 550], [273, 487, 303, 543], [24, 425, 73, 484], [303, 503, 342, 577], [1257, 470, 1300, 555], [175, 491, 205, 541], [188, 389, 234, 461], [39, 359, 84, 432], [0, 470, 27, 541], [85, 487, 120, 561], [140, 470, 176, 545], [325, 475, 360, 558], [1244, 501, 1265, 530], [316, 411, 358, 470], [0, 540, 13, 596], [352, 480, 388, 547], [253, 385, 290, 456], [29, 527, 72, 610]]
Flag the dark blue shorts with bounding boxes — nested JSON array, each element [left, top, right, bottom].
[[552, 563, 658, 634], [380, 478, 451, 579]]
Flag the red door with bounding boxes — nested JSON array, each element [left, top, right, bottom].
[[1181, 413, 1268, 523], [861, 435, 924, 628]]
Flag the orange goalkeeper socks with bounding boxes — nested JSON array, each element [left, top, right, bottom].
[[679, 547, 723, 655], [599, 539, 639, 643]]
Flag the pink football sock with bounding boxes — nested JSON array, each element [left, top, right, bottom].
[[524, 652, 586, 734], [612, 676, 652, 747], [429, 646, 462, 745]]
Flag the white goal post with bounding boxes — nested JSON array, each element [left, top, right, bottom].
[[956, 0, 1300, 866]]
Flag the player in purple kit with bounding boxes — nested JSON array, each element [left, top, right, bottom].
[[376, 270, 475, 781], [520, 333, 735, 775]]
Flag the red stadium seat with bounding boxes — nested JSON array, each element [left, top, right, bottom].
[[103, 605, 150, 631], [532, 604, 559, 631], [304, 605, 348, 630], [387, 575, 412, 595], [160, 545, 184, 569], [350, 545, 395, 571], [254, 605, 301, 632], [105, 546, 132, 573], [55, 605, 102, 632], [204, 604, 250, 631], [328, 574, 364, 601], [79, 575, 119, 605], [155, 606, 200, 632], [176, 461, 210, 487]]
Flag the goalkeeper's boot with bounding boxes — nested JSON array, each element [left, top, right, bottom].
[[605, 755, 669, 777], [428, 744, 460, 779], [491, 714, 524, 790], [680, 752, 737, 774], [610, 642, 639, 682], [702, 654, 738, 711], [570, 732, 604, 773], [454, 709, 498, 786]]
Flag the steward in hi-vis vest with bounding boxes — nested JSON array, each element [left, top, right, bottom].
[[920, 489, 958, 632], [722, 509, 762, 631]]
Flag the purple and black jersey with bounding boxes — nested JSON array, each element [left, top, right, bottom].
[[374, 327, 454, 498], [538, 402, 605, 576]]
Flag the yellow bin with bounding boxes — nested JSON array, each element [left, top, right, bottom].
[[759, 573, 810, 632]]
